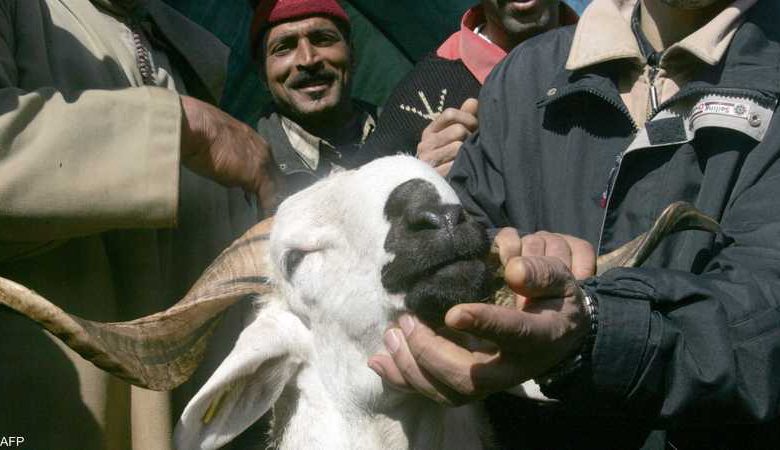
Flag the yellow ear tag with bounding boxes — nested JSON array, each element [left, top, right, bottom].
[[202, 389, 229, 424]]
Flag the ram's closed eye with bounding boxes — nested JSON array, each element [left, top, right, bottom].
[[284, 249, 308, 278]]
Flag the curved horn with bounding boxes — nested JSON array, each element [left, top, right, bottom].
[[0, 218, 276, 391], [595, 201, 720, 275]]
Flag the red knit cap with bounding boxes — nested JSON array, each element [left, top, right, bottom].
[[250, 0, 350, 58]]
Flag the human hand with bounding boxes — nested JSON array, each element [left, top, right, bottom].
[[416, 98, 478, 177], [180, 95, 282, 212], [368, 232, 595, 405], [494, 228, 596, 279]]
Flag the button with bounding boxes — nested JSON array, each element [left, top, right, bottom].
[[547, 88, 558, 96], [749, 113, 762, 128]]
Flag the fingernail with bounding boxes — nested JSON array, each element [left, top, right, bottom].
[[399, 314, 415, 336], [384, 329, 401, 354], [446, 307, 472, 329], [367, 361, 384, 378]]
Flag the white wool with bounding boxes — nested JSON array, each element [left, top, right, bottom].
[[175, 156, 492, 450]]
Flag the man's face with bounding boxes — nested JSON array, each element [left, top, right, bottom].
[[482, 0, 561, 41], [263, 17, 352, 123]]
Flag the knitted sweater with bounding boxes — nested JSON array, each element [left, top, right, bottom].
[[361, 54, 481, 158]]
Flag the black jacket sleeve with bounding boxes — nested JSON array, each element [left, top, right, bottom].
[[581, 139, 780, 423]]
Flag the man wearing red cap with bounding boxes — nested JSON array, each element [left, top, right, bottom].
[[249, 0, 378, 201]]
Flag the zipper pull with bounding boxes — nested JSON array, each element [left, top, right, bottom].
[[649, 66, 659, 116], [647, 51, 662, 118]]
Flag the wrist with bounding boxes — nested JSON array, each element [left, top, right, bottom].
[[179, 96, 212, 159], [536, 286, 599, 398]]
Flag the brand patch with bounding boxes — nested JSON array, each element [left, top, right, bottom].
[[690, 100, 749, 121]]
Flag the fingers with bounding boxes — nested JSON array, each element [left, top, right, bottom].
[[504, 256, 575, 299], [179, 95, 281, 207], [369, 321, 475, 405], [444, 301, 585, 377], [460, 98, 479, 117], [418, 124, 471, 159], [561, 235, 596, 279], [445, 303, 537, 350], [424, 103, 479, 135], [520, 232, 573, 270], [493, 231, 596, 280], [493, 228, 522, 266], [416, 98, 479, 172], [367, 354, 415, 393], [435, 161, 454, 177], [257, 168, 284, 215], [419, 141, 462, 167]]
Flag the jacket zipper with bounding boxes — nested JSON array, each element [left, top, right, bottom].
[[607, 53, 660, 215], [129, 22, 154, 85], [575, 89, 638, 212], [597, 83, 776, 254], [120, 0, 155, 86], [648, 65, 660, 118], [545, 87, 638, 253]]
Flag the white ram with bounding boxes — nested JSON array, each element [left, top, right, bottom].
[[0, 155, 718, 450]]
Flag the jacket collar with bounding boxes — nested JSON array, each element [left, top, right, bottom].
[[258, 102, 376, 176], [566, 0, 756, 71], [90, 0, 228, 103], [435, 5, 507, 84], [544, 0, 780, 109], [437, 3, 578, 84], [565, 0, 640, 71]]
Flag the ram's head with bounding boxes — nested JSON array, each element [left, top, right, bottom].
[[272, 155, 495, 330]]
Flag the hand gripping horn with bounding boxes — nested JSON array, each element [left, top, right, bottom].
[[487, 202, 720, 306], [0, 218, 275, 391]]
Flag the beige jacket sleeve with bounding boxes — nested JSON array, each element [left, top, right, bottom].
[[0, 4, 182, 258]]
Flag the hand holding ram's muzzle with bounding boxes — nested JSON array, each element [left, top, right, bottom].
[[381, 191, 720, 323]]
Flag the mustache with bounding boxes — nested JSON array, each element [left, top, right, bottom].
[[289, 70, 336, 89]]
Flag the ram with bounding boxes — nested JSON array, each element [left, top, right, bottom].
[[0, 155, 717, 449]]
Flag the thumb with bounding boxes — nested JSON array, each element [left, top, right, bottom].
[[444, 303, 543, 351], [257, 170, 284, 216], [460, 98, 479, 117], [504, 256, 574, 299]]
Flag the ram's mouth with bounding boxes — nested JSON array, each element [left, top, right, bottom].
[[381, 218, 501, 324]]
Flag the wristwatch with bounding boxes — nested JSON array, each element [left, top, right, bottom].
[[536, 286, 599, 398]]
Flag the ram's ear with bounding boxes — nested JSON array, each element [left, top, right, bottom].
[[174, 302, 311, 450]]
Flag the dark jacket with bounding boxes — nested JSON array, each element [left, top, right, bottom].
[[449, 3, 780, 449], [257, 101, 376, 201]]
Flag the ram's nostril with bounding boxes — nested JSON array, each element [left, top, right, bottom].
[[442, 206, 465, 228], [406, 205, 465, 231], [408, 210, 443, 230]]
